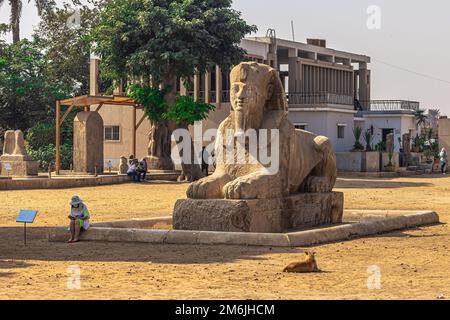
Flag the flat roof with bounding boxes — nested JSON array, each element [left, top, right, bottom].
[[245, 37, 371, 64]]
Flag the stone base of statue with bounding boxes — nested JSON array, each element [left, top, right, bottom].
[[0, 155, 39, 177], [173, 192, 344, 233], [146, 155, 174, 171]]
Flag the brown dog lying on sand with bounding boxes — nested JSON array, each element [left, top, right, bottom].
[[283, 252, 319, 273]]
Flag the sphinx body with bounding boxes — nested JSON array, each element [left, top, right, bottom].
[[187, 62, 337, 200]]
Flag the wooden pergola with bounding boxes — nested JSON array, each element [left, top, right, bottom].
[[55, 95, 146, 175]]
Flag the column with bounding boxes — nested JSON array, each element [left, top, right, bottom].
[[358, 62, 371, 109], [288, 48, 298, 94], [180, 78, 187, 96], [113, 80, 123, 95], [132, 106, 136, 157], [353, 71, 358, 100], [89, 58, 99, 96], [194, 73, 200, 102], [216, 65, 222, 107], [205, 70, 211, 104]]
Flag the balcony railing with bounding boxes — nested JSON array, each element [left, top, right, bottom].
[[288, 92, 353, 106], [362, 100, 420, 112]]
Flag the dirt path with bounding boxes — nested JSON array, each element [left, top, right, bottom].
[[0, 175, 449, 299]]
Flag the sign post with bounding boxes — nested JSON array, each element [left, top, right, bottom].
[[16, 210, 38, 246]]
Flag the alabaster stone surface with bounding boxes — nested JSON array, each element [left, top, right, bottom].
[[186, 62, 337, 200], [173, 192, 344, 233], [174, 62, 342, 232]]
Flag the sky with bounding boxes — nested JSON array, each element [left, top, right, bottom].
[[1, 0, 450, 115]]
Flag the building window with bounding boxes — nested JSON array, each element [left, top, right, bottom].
[[337, 124, 346, 139], [105, 126, 120, 141], [294, 123, 308, 130]]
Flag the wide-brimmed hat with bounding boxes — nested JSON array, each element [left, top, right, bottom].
[[70, 195, 83, 206]]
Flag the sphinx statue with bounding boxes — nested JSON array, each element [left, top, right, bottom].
[[173, 62, 342, 233]]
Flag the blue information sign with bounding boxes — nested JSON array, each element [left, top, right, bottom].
[[16, 210, 38, 223]]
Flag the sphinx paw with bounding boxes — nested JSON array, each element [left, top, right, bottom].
[[303, 176, 331, 193], [223, 179, 255, 199], [187, 176, 227, 199]]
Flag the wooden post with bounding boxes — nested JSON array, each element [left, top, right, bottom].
[[132, 106, 137, 157], [55, 101, 61, 175]]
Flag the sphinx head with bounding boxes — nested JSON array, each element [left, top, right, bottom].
[[230, 62, 287, 135]]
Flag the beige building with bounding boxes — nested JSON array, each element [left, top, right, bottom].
[[91, 36, 419, 167]]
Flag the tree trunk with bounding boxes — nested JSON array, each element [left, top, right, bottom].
[[10, 0, 21, 43], [161, 72, 204, 182]]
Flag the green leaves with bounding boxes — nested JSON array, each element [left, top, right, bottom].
[[128, 84, 215, 125], [165, 95, 215, 125], [91, 0, 257, 85], [128, 84, 168, 122]]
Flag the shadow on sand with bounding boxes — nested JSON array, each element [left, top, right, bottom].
[[0, 223, 444, 266], [336, 178, 433, 189], [0, 226, 303, 265]]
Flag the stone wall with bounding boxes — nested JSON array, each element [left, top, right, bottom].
[[439, 118, 450, 152], [336, 151, 380, 172]]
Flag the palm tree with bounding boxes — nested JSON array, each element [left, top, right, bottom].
[[414, 108, 428, 127], [0, 0, 55, 43]]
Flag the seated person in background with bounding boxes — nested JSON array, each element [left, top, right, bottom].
[[127, 162, 140, 182], [68, 195, 90, 243], [137, 158, 148, 181], [129, 155, 138, 166]]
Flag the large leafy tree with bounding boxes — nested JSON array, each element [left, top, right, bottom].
[[0, 0, 55, 43], [34, 0, 105, 96], [92, 0, 256, 180], [0, 38, 70, 132]]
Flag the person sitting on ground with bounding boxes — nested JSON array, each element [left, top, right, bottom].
[[439, 147, 448, 175], [68, 195, 90, 243], [127, 162, 140, 182], [137, 158, 148, 181]]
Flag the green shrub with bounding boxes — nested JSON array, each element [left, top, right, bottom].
[[26, 122, 56, 150], [26, 143, 72, 170]]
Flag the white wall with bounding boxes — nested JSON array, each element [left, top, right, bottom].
[[360, 114, 416, 152], [288, 109, 356, 152]]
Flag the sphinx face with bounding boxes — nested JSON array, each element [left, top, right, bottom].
[[230, 77, 270, 136]]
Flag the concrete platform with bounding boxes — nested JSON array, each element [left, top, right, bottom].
[[0, 170, 183, 190], [48, 210, 440, 247], [338, 171, 418, 178], [0, 174, 131, 190]]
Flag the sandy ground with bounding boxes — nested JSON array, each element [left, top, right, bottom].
[[0, 175, 449, 300]]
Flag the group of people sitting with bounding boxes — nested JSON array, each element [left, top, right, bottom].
[[127, 155, 148, 182]]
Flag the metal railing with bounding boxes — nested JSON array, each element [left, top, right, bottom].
[[288, 92, 354, 106], [362, 100, 420, 112]]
